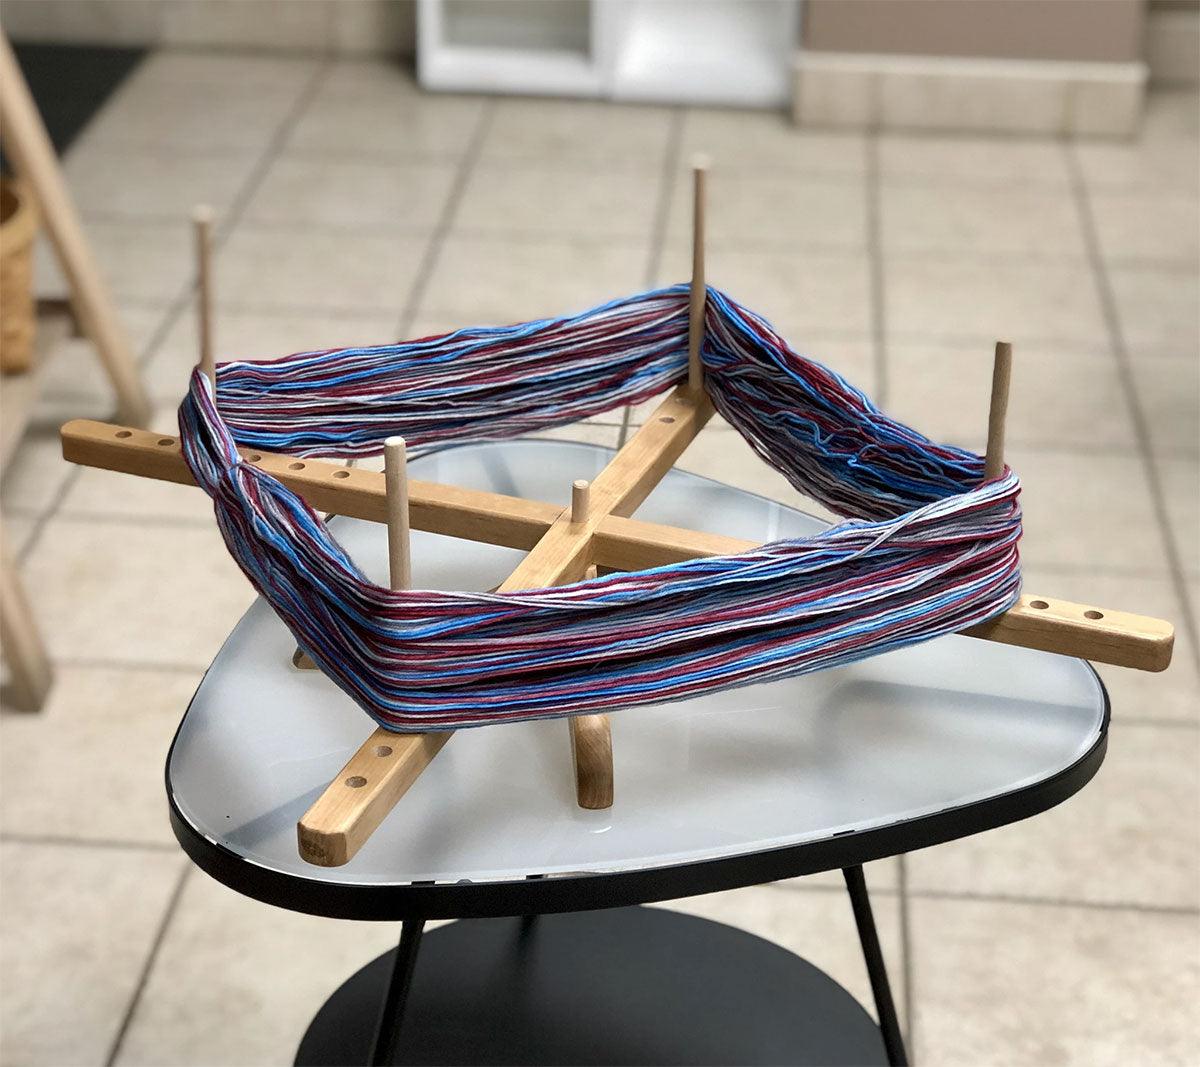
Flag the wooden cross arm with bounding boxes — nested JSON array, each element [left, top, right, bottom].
[[60, 418, 560, 551], [60, 417, 1176, 673]]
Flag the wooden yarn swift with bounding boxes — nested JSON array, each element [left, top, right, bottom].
[[59, 162, 1174, 870]]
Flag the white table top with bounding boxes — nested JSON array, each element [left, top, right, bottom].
[[168, 440, 1106, 888]]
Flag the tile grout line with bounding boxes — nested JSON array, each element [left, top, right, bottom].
[[618, 106, 686, 450], [1064, 145, 1200, 671], [104, 863, 192, 1067], [394, 99, 497, 340], [764, 875, 1200, 916], [0, 832, 180, 852], [15, 58, 336, 569]]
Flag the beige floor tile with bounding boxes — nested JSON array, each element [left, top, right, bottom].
[[481, 98, 672, 168], [1073, 90, 1200, 192], [878, 134, 1072, 187], [664, 170, 868, 251], [64, 144, 261, 224], [656, 883, 906, 1028], [909, 897, 1200, 1067], [216, 226, 431, 313], [1134, 357, 1200, 457], [885, 341, 1135, 452], [2, 512, 39, 557], [1007, 446, 1173, 573], [58, 407, 216, 524], [779, 857, 901, 894], [681, 110, 867, 175], [245, 157, 456, 231], [144, 308, 401, 402], [285, 90, 484, 162], [33, 307, 171, 421], [21, 517, 254, 668], [0, 427, 75, 515], [1020, 567, 1199, 724], [75, 76, 307, 154], [1088, 189, 1200, 268], [657, 245, 873, 337], [1108, 267, 1199, 361], [319, 57, 423, 97], [418, 234, 649, 324], [453, 163, 661, 239], [130, 50, 319, 93], [0, 841, 185, 1067], [35, 218, 192, 306], [673, 426, 838, 525], [880, 184, 1087, 259], [886, 257, 1108, 347], [1156, 457, 1200, 575], [907, 722, 1199, 909], [1, 665, 198, 844], [114, 872, 401, 1066]]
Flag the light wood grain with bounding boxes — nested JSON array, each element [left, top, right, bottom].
[[0, 31, 150, 427], [59, 419, 561, 550], [296, 732, 451, 867], [384, 437, 412, 590], [564, 478, 614, 809], [688, 159, 708, 395], [570, 713, 614, 809], [985, 341, 1012, 480], [0, 532, 52, 711], [192, 205, 216, 390]]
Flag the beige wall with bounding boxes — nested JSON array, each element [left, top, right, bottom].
[[0, 0, 418, 56], [803, 0, 1145, 64]]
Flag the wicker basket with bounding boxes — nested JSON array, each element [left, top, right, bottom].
[[0, 178, 39, 375]]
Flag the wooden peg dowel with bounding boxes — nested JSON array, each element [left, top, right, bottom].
[[570, 713, 614, 809], [571, 479, 590, 524], [192, 205, 216, 393], [985, 341, 1012, 480], [384, 437, 412, 591], [565, 476, 614, 810], [688, 157, 708, 396]]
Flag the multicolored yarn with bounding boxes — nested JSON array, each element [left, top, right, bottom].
[[179, 285, 1022, 732]]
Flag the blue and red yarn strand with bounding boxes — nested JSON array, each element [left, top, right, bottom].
[[179, 285, 1022, 732]]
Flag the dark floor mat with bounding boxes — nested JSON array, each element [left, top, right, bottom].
[[1, 41, 146, 172]]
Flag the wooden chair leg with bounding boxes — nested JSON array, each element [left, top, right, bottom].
[[0, 32, 151, 427], [0, 532, 52, 711]]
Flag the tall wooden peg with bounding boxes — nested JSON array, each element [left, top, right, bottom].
[[384, 437, 412, 591], [192, 205, 216, 395], [688, 156, 709, 396], [985, 341, 1012, 481]]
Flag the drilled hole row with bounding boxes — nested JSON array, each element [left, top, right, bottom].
[[112, 430, 369, 485], [343, 745, 395, 788], [1028, 599, 1104, 621], [115, 430, 176, 446]]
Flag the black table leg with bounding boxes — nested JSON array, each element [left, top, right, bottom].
[[843, 866, 909, 1067], [369, 918, 426, 1066]]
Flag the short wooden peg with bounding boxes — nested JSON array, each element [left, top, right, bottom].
[[985, 341, 1012, 481], [192, 204, 216, 394], [688, 156, 709, 396], [571, 479, 590, 525]]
